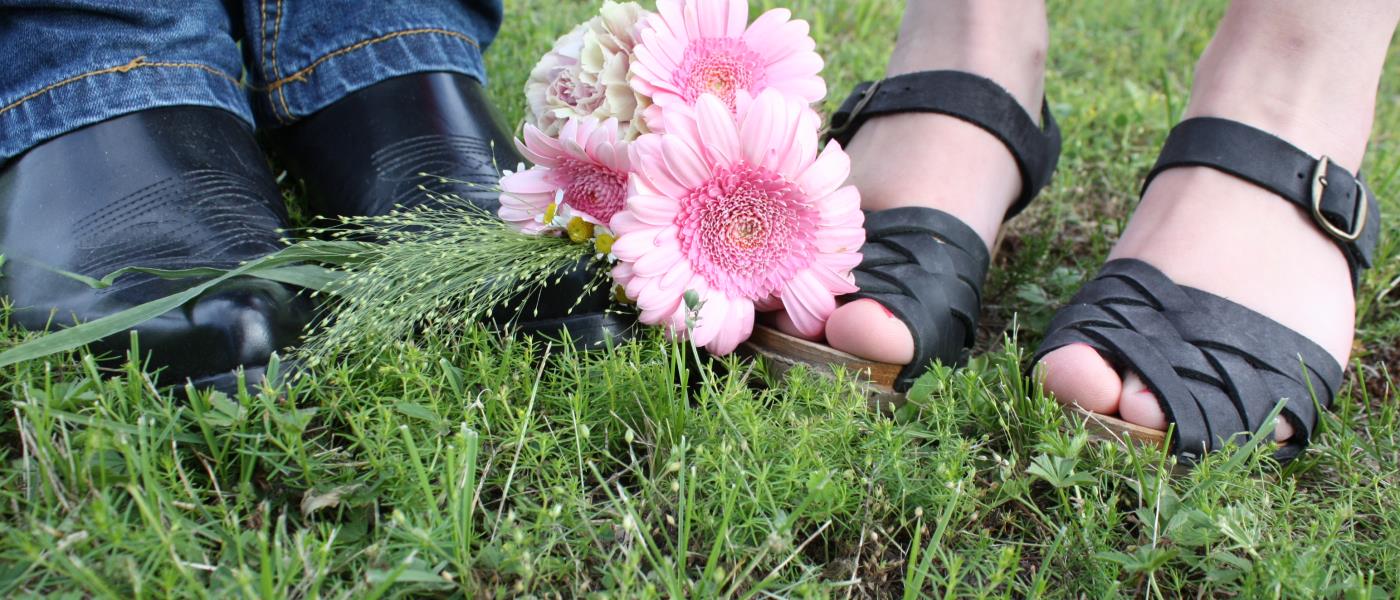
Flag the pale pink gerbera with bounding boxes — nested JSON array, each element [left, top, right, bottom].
[[610, 91, 864, 355], [629, 0, 826, 131], [499, 117, 631, 233]]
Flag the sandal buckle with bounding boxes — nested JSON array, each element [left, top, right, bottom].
[[1310, 155, 1367, 243], [824, 80, 882, 142]]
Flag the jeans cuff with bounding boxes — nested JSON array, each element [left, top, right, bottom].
[[255, 28, 488, 128], [0, 58, 252, 164]]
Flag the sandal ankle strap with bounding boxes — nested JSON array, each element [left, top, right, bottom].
[[1144, 117, 1381, 289], [827, 70, 1061, 219]]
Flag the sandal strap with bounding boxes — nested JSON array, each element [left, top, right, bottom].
[[848, 207, 990, 391], [827, 71, 1062, 218], [1145, 117, 1381, 289], [1034, 259, 1341, 464]]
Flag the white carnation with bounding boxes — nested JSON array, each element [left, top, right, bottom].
[[524, 1, 650, 140]]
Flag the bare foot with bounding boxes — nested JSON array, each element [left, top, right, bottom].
[[1037, 0, 1399, 442]]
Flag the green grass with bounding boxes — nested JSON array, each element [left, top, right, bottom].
[[3, 0, 1399, 596]]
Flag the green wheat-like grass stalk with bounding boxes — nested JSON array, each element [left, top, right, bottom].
[[296, 190, 603, 368]]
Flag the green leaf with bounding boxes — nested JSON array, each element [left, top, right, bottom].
[[0, 241, 368, 369], [393, 402, 443, 424], [1026, 454, 1095, 489], [1095, 546, 1178, 575], [905, 371, 944, 405], [1163, 508, 1218, 547], [439, 358, 466, 397], [82, 265, 234, 288], [1205, 552, 1252, 584], [366, 568, 447, 585], [249, 264, 349, 292]]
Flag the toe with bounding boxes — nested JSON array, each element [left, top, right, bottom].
[[1037, 343, 1123, 414], [825, 299, 915, 364], [1116, 371, 1295, 442], [1116, 372, 1168, 430]]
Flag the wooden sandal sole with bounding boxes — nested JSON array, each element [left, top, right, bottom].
[[1059, 404, 1168, 445], [739, 325, 906, 412], [1060, 402, 1286, 457]]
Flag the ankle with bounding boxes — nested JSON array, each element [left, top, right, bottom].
[[845, 116, 1022, 248], [1183, 2, 1397, 170], [840, 0, 1049, 249], [890, 0, 1048, 117]]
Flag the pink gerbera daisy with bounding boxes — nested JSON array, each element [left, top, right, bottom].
[[610, 91, 864, 355], [499, 117, 631, 233], [629, 0, 826, 131]]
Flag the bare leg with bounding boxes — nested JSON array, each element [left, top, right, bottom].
[[775, 0, 1049, 364], [1038, 0, 1400, 439]]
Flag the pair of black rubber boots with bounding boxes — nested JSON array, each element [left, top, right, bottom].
[[0, 73, 624, 391]]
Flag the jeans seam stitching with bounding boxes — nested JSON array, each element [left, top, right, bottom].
[[270, 0, 290, 123], [262, 28, 480, 94], [0, 56, 242, 119]]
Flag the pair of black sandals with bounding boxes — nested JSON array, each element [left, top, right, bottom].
[[749, 70, 1380, 465]]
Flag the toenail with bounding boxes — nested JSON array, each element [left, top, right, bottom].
[[859, 299, 895, 319]]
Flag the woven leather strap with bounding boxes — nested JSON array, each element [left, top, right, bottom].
[[1035, 259, 1340, 463], [828, 71, 1062, 218], [849, 207, 990, 392]]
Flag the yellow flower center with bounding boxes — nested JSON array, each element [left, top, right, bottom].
[[594, 232, 616, 255], [566, 217, 595, 243]]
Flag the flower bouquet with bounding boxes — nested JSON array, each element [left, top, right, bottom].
[[0, 0, 864, 371]]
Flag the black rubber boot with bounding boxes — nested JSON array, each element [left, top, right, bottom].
[[273, 72, 517, 216], [0, 107, 313, 391], [275, 72, 633, 347]]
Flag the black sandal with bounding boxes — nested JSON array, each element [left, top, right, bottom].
[[1034, 117, 1380, 464], [743, 70, 1062, 401]]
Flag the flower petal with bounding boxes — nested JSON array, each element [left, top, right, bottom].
[[815, 186, 863, 226], [658, 256, 694, 291], [633, 243, 684, 278], [816, 251, 863, 274], [654, 0, 690, 43], [741, 8, 793, 54], [628, 194, 680, 226], [813, 227, 866, 255], [661, 134, 711, 190], [500, 167, 557, 195], [753, 295, 783, 312], [521, 125, 565, 167], [724, 0, 749, 37], [781, 270, 837, 338], [751, 17, 815, 65], [706, 297, 754, 355], [738, 90, 786, 167], [687, 291, 730, 348], [796, 141, 850, 198], [629, 135, 691, 198], [807, 263, 859, 295], [610, 227, 665, 260], [695, 94, 741, 166]]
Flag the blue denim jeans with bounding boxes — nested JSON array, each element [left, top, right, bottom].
[[0, 0, 503, 162]]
